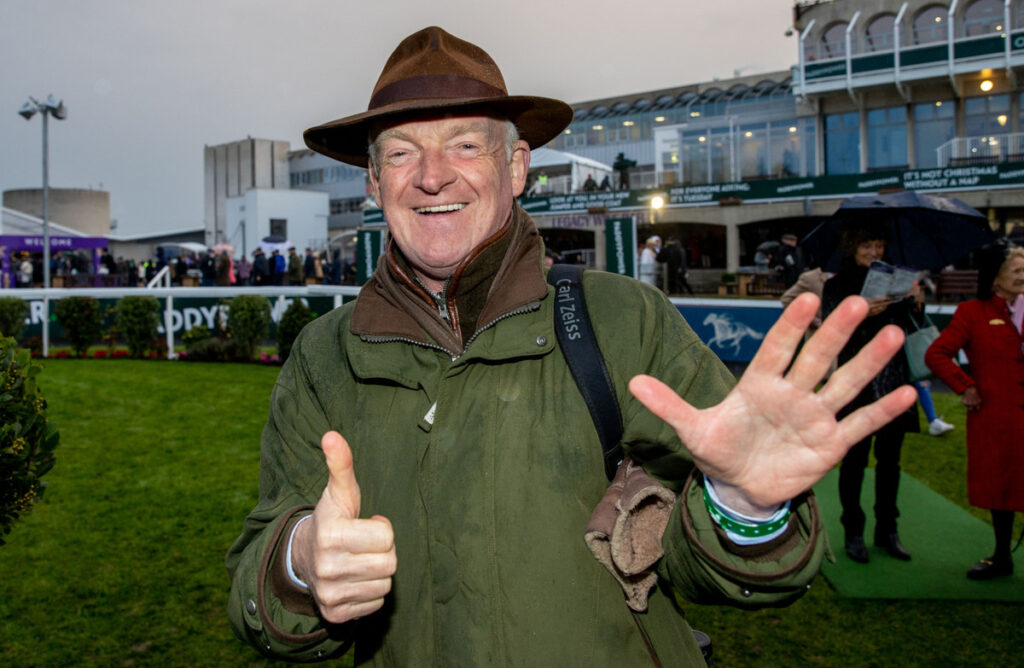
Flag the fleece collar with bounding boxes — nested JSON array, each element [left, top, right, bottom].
[[350, 203, 548, 355]]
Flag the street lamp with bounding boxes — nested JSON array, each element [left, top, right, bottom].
[[18, 94, 67, 290]]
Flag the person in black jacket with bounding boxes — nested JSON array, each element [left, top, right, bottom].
[[821, 221, 921, 564], [251, 248, 269, 286]]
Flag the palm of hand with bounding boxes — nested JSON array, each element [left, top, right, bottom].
[[629, 293, 917, 514]]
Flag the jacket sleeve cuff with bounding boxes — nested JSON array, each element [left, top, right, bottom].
[[658, 470, 829, 609], [269, 512, 320, 618]]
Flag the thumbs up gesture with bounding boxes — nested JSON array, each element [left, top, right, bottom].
[[291, 431, 397, 624]]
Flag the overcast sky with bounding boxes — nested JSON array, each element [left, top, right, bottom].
[[1, 0, 797, 238]]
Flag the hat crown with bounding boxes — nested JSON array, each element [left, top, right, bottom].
[[368, 27, 508, 111]]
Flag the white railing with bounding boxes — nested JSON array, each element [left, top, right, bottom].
[[936, 132, 1024, 167], [1, 285, 360, 360]]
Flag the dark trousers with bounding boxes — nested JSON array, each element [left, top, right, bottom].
[[839, 421, 905, 536]]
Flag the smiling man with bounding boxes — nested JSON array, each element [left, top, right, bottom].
[[227, 27, 916, 666]]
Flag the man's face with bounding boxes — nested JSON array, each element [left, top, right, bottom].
[[368, 115, 529, 288]]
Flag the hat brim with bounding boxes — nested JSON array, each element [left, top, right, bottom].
[[303, 95, 573, 168]]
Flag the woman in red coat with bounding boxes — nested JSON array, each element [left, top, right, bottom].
[[925, 246, 1024, 580]]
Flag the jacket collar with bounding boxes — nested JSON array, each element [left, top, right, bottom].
[[350, 203, 548, 355]]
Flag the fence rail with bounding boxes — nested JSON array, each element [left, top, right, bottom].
[[0, 285, 361, 359]]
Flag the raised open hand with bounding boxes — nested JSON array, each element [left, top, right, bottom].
[[291, 431, 397, 624], [629, 293, 917, 517]]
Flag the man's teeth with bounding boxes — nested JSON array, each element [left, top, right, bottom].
[[415, 203, 466, 213]]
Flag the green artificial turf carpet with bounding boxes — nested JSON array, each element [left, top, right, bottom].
[[814, 469, 1024, 601]]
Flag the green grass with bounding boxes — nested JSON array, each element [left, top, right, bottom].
[[0, 360, 299, 667], [0, 363, 1019, 666]]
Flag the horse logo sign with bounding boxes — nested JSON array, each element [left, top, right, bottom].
[[702, 312, 765, 357]]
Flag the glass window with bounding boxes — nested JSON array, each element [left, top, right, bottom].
[[867, 106, 908, 169], [709, 127, 731, 182], [739, 124, 768, 180], [682, 131, 708, 185], [913, 100, 955, 168], [825, 112, 860, 174], [768, 119, 810, 178], [964, 94, 1011, 135], [865, 14, 896, 52], [820, 22, 849, 59], [913, 5, 947, 44], [963, 0, 1005, 36]]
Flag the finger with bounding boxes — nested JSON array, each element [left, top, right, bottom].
[[834, 385, 917, 448], [316, 544, 397, 580], [817, 324, 905, 413], [321, 597, 388, 625], [323, 517, 395, 555], [323, 431, 360, 519], [628, 374, 700, 438], [785, 296, 868, 390], [744, 292, 820, 378], [318, 587, 390, 624]]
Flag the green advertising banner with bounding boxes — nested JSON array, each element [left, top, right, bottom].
[[604, 217, 637, 278], [356, 229, 384, 285], [501, 161, 1024, 215], [14, 295, 345, 342]]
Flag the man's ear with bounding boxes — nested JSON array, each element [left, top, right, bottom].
[[509, 140, 530, 196], [367, 163, 382, 203]]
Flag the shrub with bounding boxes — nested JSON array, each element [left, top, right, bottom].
[[181, 336, 240, 362], [115, 296, 161, 359], [54, 297, 104, 357], [181, 325, 213, 349], [228, 295, 271, 361], [0, 336, 59, 545], [276, 299, 317, 363], [0, 298, 29, 339]]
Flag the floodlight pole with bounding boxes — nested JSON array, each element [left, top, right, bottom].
[[19, 95, 66, 291], [41, 107, 51, 292]]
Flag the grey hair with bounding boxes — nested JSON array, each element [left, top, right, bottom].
[[367, 119, 521, 179]]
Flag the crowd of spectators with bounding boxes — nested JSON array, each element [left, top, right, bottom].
[[8, 246, 360, 288]]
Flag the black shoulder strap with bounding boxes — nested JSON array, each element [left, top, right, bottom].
[[547, 264, 624, 481]]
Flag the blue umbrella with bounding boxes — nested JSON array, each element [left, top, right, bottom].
[[802, 191, 995, 272]]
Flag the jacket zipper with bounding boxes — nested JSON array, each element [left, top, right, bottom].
[[461, 301, 542, 352], [360, 299, 541, 361], [359, 335, 458, 360]]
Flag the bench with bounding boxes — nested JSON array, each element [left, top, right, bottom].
[[745, 273, 787, 297], [935, 269, 978, 302]]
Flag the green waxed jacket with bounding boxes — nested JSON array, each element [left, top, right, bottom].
[[226, 210, 828, 666]]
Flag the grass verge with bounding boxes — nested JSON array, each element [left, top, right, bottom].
[[0, 363, 1018, 666]]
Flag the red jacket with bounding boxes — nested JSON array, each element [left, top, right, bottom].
[[925, 296, 1024, 511]]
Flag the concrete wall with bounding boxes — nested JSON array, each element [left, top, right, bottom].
[[2, 188, 110, 236], [204, 138, 290, 246], [225, 188, 329, 259]]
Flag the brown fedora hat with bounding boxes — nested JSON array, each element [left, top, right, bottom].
[[303, 26, 574, 168]]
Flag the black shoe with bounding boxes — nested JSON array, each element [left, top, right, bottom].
[[845, 535, 869, 563], [874, 531, 912, 561], [966, 557, 1014, 580]]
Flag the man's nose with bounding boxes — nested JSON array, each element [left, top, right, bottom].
[[414, 149, 456, 193]]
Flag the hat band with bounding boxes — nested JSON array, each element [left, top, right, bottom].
[[369, 74, 506, 109]]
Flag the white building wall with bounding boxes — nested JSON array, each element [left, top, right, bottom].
[[225, 188, 329, 259], [204, 138, 290, 246]]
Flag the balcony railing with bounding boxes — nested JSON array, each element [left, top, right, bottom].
[[936, 133, 1024, 167]]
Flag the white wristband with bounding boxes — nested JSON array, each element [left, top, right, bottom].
[[705, 476, 791, 545], [285, 514, 313, 589]]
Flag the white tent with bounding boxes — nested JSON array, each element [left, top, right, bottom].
[[527, 148, 613, 194]]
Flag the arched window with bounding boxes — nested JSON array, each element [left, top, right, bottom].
[[820, 22, 849, 59], [963, 0, 1004, 36], [913, 5, 948, 44], [865, 14, 896, 52]]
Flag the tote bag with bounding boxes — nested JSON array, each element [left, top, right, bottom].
[[904, 312, 939, 383]]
